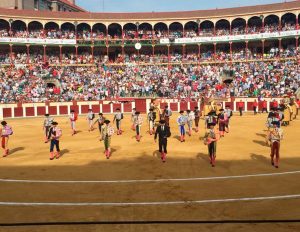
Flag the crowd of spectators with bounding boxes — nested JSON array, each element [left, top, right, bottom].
[[0, 21, 297, 40], [0, 46, 297, 66], [0, 54, 299, 103]]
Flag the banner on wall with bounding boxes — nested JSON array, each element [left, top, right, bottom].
[[160, 30, 300, 44], [0, 37, 76, 45]]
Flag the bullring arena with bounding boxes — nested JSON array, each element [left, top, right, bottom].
[[0, 99, 300, 232], [0, 0, 300, 231]]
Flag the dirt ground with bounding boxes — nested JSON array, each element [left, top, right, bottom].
[[0, 112, 299, 232]]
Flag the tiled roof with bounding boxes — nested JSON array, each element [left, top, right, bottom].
[[0, 1, 299, 21], [51, 0, 86, 12]]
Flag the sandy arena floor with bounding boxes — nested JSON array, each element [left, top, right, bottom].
[[0, 113, 299, 232]]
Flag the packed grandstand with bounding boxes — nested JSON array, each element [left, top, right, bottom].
[[0, 1, 300, 103]]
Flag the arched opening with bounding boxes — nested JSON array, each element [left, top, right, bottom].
[[0, 19, 9, 37], [0, 45, 10, 63], [61, 46, 76, 64], [184, 21, 198, 37], [154, 22, 168, 39], [11, 20, 27, 37], [264, 39, 279, 58], [264, 15, 279, 32], [45, 22, 59, 39], [231, 18, 246, 35], [185, 45, 199, 62], [281, 38, 296, 57], [247, 41, 263, 59], [11, 45, 27, 64], [108, 23, 122, 39], [61, 22, 75, 39], [123, 23, 137, 39], [200, 20, 214, 36], [28, 21, 43, 38], [107, 46, 122, 61], [153, 46, 168, 63], [77, 46, 92, 64], [248, 16, 263, 33], [232, 42, 246, 60], [216, 19, 230, 36], [93, 47, 106, 63], [46, 46, 60, 64], [169, 22, 183, 38], [200, 44, 214, 61], [77, 23, 91, 40], [216, 43, 230, 61], [92, 23, 106, 40], [29, 45, 44, 64], [281, 13, 296, 31], [138, 23, 152, 39]]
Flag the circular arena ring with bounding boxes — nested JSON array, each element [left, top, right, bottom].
[[0, 0, 300, 230], [0, 110, 299, 232]]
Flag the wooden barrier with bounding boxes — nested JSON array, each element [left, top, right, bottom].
[[0, 98, 283, 119]]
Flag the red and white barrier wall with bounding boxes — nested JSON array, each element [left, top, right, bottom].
[[0, 98, 282, 119]]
